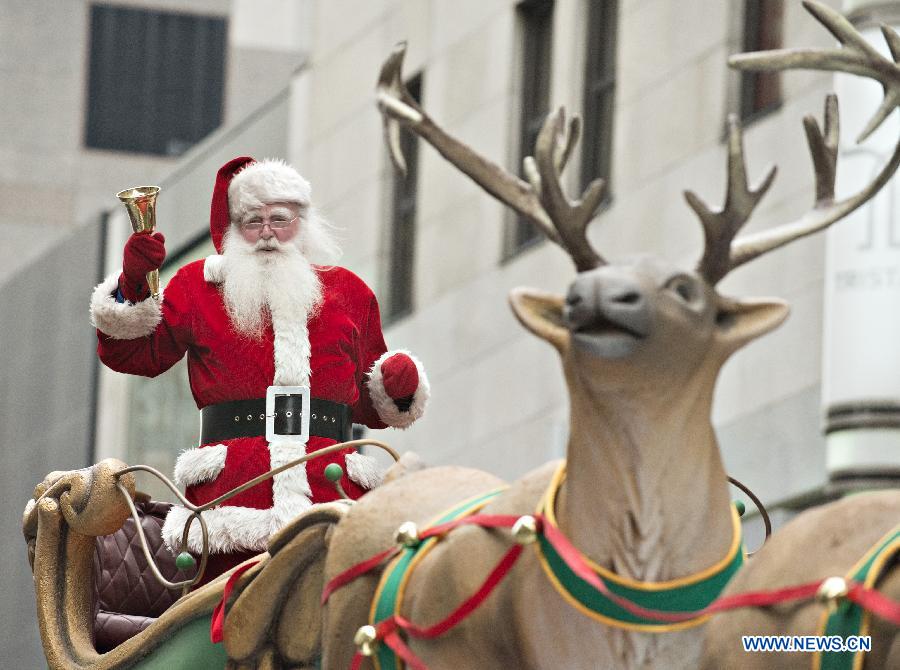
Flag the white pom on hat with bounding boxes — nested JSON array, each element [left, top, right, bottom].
[[227, 158, 312, 222]]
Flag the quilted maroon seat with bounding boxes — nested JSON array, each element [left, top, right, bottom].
[[92, 499, 192, 653]]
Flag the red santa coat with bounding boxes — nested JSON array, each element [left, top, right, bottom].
[[90, 254, 429, 554]]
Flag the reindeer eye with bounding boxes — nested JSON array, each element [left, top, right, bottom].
[[666, 276, 697, 303]]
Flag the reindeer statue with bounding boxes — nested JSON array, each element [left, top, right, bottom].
[[313, 3, 900, 668]]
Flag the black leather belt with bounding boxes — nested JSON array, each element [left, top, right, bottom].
[[200, 397, 352, 444]]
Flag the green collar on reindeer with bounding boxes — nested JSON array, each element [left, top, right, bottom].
[[535, 463, 745, 632], [361, 465, 744, 669], [815, 523, 900, 670]]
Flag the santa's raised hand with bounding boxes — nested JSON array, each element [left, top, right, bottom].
[[121, 232, 166, 302], [380, 352, 419, 411]]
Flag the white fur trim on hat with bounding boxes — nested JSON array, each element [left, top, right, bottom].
[[228, 158, 312, 223], [90, 271, 162, 339], [173, 444, 228, 487], [366, 350, 430, 429], [203, 254, 226, 283], [345, 451, 385, 489]]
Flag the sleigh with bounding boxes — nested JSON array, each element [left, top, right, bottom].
[[22, 441, 399, 669], [24, 3, 900, 669]]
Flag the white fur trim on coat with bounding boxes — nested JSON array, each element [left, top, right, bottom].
[[163, 440, 314, 554], [345, 451, 385, 489], [90, 271, 162, 339], [366, 350, 430, 429], [173, 444, 228, 487], [269, 440, 313, 527], [171, 250, 316, 554], [228, 159, 312, 223], [203, 254, 225, 283], [162, 504, 275, 554], [270, 306, 311, 387]]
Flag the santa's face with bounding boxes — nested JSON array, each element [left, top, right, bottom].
[[220, 213, 322, 338], [237, 202, 304, 247]]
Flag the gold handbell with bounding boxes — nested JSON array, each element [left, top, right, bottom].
[[117, 186, 161, 301]]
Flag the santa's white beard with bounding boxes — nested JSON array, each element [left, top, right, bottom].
[[220, 231, 323, 339]]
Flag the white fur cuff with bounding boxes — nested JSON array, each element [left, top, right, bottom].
[[345, 451, 385, 489], [90, 271, 162, 339], [366, 350, 430, 429], [173, 444, 228, 487]]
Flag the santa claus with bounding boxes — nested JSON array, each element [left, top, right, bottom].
[[90, 156, 429, 581]]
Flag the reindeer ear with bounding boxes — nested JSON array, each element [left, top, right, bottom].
[[714, 296, 789, 349], [509, 287, 569, 352]]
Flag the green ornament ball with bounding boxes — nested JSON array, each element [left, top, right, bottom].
[[176, 551, 197, 571], [324, 463, 344, 483], [733, 500, 746, 517]]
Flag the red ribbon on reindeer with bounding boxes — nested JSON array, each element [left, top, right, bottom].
[[326, 502, 900, 670], [210, 559, 262, 643]]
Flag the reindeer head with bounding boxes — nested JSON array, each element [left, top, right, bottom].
[[505, 106, 801, 390], [510, 89, 900, 393], [376, 1, 900, 391], [509, 261, 786, 393]]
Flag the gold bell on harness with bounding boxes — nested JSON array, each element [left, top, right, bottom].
[[394, 521, 420, 548], [816, 576, 849, 613], [512, 515, 539, 545], [354, 624, 379, 656]]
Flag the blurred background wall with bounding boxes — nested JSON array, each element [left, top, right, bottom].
[[4, 0, 899, 664]]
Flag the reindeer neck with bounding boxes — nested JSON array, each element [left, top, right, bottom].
[[554, 362, 734, 583]]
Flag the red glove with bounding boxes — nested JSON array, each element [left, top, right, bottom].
[[381, 353, 418, 411], [121, 232, 166, 301]]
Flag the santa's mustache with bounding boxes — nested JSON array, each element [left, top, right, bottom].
[[254, 237, 282, 251]]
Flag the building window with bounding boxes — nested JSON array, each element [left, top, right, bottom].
[[505, 0, 555, 259], [385, 74, 423, 324], [740, 0, 783, 122], [85, 4, 227, 156], [581, 0, 617, 195]]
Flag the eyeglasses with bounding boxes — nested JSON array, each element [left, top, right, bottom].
[[240, 215, 299, 232]]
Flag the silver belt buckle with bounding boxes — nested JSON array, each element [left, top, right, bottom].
[[265, 385, 311, 444]]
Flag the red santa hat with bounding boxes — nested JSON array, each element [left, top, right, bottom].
[[209, 156, 313, 253]]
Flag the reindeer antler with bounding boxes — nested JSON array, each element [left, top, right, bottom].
[[686, 114, 778, 286], [376, 43, 607, 271], [731, 1, 900, 143], [692, 0, 900, 286], [376, 42, 425, 176], [524, 109, 606, 271], [376, 43, 554, 239]]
